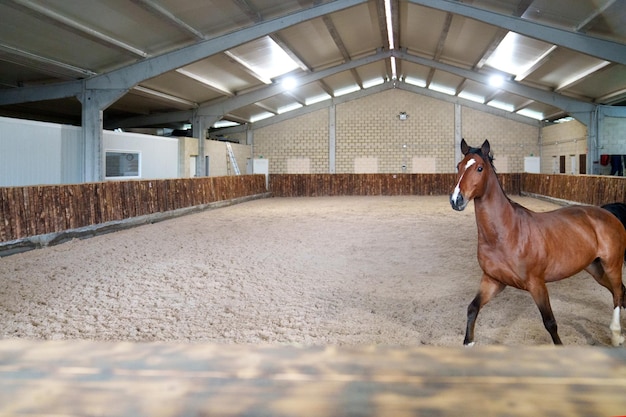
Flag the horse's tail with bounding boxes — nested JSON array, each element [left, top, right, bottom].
[[602, 202, 626, 262]]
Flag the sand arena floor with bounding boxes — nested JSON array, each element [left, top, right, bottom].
[[0, 195, 623, 346]]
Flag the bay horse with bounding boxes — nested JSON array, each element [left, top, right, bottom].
[[450, 139, 626, 346]]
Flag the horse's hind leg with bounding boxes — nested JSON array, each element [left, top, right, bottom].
[[585, 260, 625, 346], [464, 274, 505, 346], [528, 281, 562, 345]]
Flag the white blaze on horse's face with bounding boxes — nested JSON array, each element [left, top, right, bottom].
[[450, 158, 476, 211]]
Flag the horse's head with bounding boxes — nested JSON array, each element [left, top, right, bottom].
[[450, 139, 493, 211]]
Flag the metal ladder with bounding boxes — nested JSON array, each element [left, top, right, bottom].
[[226, 142, 241, 175]]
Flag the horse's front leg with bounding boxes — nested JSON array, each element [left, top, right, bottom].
[[528, 281, 562, 345], [610, 306, 624, 346], [464, 274, 505, 346]]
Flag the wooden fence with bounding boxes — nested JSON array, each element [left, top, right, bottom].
[[269, 173, 522, 197], [2, 173, 624, 245], [0, 175, 267, 243], [523, 174, 626, 206]]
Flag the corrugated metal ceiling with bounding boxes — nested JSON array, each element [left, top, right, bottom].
[[0, 0, 624, 132]]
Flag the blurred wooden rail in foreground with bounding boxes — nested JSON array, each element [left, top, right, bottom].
[[1, 339, 625, 416]]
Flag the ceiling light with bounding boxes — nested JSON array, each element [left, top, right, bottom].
[[384, 0, 397, 80], [489, 74, 504, 88], [384, 0, 395, 50], [282, 77, 298, 90]]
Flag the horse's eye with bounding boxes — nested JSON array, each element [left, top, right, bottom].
[[477, 166, 483, 172]]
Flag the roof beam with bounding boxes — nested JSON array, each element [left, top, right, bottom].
[[107, 49, 391, 128], [0, 42, 97, 80], [88, 0, 366, 90], [130, 0, 206, 40], [425, 12, 453, 86], [322, 14, 363, 87], [8, 0, 149, 58], [213, 78, 540, 134], [408, 0, 626, 66], [473, 0, 533, 70], [233, 0, 311, 71], [575, 0, 617, 32], [394, 49, 594, 113], [0, 0, 365, 106], [109, 46, 596, 129]]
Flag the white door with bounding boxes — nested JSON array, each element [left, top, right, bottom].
[[190, 156, 197, 177]]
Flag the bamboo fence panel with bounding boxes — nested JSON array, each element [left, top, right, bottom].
[[269, 173, 521, 197], [2, 173, 623, 243], [0, 175, 266, 242], [523, 174, 626, 206]]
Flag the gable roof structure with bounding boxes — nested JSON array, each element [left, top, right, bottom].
[[0, 0, 624, 135]]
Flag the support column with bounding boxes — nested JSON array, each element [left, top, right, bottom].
[[79, 88, 127, 182], [329, 104, 336, 174], [247, 129, 254, 161], [588, 110, 599, 174], [454, 103, 462, 168], [192, 112, 207, 177], [192, 112, 221, 177]]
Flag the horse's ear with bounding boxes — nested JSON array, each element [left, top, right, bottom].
[[461, 138, 469, 155], [481, 140, 490, 157]]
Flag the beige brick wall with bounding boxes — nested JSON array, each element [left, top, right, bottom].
[[254, 110, 329, 174], [247, 89, 543, 174], [335, 89, 455, 173], [461, 108, 540, 173], [541, 120, 588, 174]]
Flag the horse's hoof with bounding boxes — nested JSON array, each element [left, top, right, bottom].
[[464, 342, 475, 347], [611, 334, 624, 347]]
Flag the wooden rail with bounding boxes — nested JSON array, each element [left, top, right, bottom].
[[1, 340, 625, 417]]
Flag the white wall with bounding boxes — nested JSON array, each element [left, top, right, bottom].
[[0, 116, 180, 186], [104, 130, 178, 180], [0, 116, 82, 186]]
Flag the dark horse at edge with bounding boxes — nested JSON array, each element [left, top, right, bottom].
[[450, 139, 626, 346]]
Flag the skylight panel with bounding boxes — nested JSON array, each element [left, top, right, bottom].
[[429, 83, 456, 96], [404, 76, 426, 87], [516, 109, 544, 120], [485, 32, 554, 77], [277, 103, 303, 114], [250, 112, 274, 123], [458, 91, 484, 103], [213, 120, 240, 128], [305, 94, 332, 105], [226, 36, 300, 84], [334, 85, 361, 97], [487, 100, 514, 112], [362, 77, 385, 89]]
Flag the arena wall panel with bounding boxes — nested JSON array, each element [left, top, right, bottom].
[[0, 175, 267, 244], [2, 173, 624, 248]]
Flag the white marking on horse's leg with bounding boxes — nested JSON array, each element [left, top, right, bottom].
[[610, 306, 624, 347], [465, 341, 475, 347], [451, 159, 476, 201]]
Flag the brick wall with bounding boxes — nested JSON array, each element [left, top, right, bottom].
[[335, 90, 454, 173], [251, 89, 540, 174], [461, 108, 540, 173], [253, 110, 329, 174], [541, 120, 587, 174]]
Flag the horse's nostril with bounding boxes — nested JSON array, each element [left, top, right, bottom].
[[450, 194, 465, 211]]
